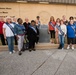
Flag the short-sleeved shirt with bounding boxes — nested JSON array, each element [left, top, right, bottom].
[[3, 23, 14, 37]]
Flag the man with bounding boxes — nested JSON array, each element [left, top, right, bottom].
[[27, 20, 38, 52], [62, 15, 68, 25], [36, 16, 41, 28], [0, 17, 6, 45], [23, 17, 30, 34]]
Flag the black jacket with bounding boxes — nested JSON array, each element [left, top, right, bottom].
[[27, 25, 39, 41]]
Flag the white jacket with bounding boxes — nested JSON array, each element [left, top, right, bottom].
[[59, 24, 67, 35]]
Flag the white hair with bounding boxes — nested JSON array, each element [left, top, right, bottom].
[[6, 16, 11, 20]]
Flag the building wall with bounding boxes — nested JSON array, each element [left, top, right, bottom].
[[0, 2, 76, 24]]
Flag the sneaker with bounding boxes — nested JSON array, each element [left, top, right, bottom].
[[62, 48, 64, 50], [13, 50, 15, 53], [67, 46, 70, 49], [72, 46, 74, 50], [9, 52, 13, 54]]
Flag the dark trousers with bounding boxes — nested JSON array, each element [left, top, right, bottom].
[[14, 36, 18, 45], [67, 37, 75, 44], [29, 39, 36, 49], [0, 34, 6, 45]]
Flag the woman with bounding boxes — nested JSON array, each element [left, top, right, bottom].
[[67, 19, 76, 50], [27, 20, 38, 52], [48, 16, 56, 44], [14, 18, 25, 55], [58, 20, 67, 49], [55, 18, 60, 44], [3, 17, 15, 54]]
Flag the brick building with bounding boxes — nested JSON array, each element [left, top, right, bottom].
[[0, 0, 76, 24]]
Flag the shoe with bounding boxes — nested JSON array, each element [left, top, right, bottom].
[[67, 46, 70, 49], [72, 46, 74, 50], [18, 51, 22, 55], [9, 52, 13, 54], [62, 48, 64, 50], [13, 50, 15, 53], [58, 44, 62, 49]]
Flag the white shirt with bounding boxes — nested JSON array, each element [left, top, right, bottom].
[[59, 24, 67, 35], [3, 23, 14, 37]]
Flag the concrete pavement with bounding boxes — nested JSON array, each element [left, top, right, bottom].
[[0, 49, 76, 75]]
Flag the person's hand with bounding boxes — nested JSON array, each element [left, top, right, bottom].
[[16, 35, 19, 40], [64, 34, 66, 37], [48, 31, 50, 34]]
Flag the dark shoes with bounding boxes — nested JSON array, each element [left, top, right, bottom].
[[58, 45, 62, 49], [18, 51, 22, 55]]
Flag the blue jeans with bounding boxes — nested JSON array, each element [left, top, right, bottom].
[[59, 35, 65, 48], [6, 36, 14, 52]]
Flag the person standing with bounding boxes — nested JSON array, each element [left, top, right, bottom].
[[36, 16, 41, 28], [55, 18, 60, 44], [23, 17, 30, 34], [67, 18, 76, 50], [58, 20, 67, 49], [0, 17, 6, 45], [14, 18, 25, 55], [62, 15, 68, 25], [3, 17, 15, 54], [27, 20, 38, 52], [48, 16, 56, 44]]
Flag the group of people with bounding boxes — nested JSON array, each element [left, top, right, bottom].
[[0, 16, 40, 55], [0, 15, 76, 55], [48, 15, 76, 50]]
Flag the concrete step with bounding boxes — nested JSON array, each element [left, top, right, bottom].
[[0, 43, 74, 51]]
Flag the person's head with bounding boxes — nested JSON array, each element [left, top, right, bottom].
[[50, 16, 55, 22], [31, 20, 35, 26], [56, 18, 60, 23], [36, 16, 40, 20], [70, 20, 74, 25], [60, 19, 64, 25], [25, 17, 29, 23], [13, 17, 17, 23], [62, 15, 66, 20], [6, 16, 12, 23], [69, 16, 74, 21], [17, 18, 23, 24], [0, 16, 4, 22]]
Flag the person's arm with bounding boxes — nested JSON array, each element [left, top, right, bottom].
[[14, 25, 19, 40], [3, 24, 6, 39], [3, 28, 6, 39], [64, 25, 67, 37]]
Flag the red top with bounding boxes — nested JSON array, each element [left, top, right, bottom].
[[0, 21, 5, 34], [48, 21, 56, 31]]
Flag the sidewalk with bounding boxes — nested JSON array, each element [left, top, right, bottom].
[[0, 49, 76, 75]]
